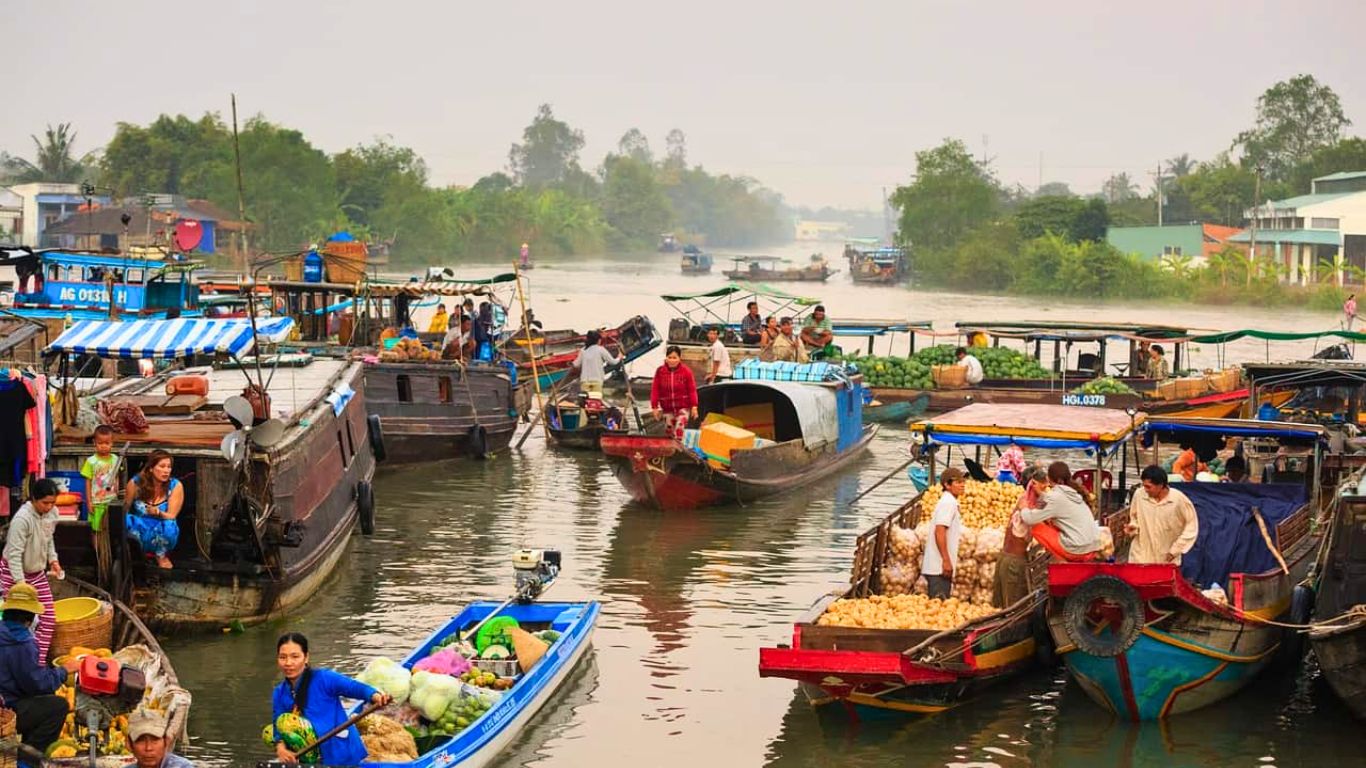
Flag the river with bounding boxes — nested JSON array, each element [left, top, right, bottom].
[[166, 248, 1358, 767]]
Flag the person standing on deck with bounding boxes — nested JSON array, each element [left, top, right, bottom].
[[571, 330, 622, 399], [427, 304, 449, 334], [994, 465, 1045, 608], [651, 346, 698, 440], [1130, 340, 1151, 378], [1347, 294, 1358, 330], [1148, 344, 1171, 380], [740, 301, 764, 345], [1126, 465, 1199, 565], [770, 317, 809, 363], [705, 326, 732, 384], [921, 468, 965, 600], [1, 479, 62, 665]]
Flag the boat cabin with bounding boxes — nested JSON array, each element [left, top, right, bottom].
[[953, 320, 1200, 384], [2, 249, 201, 319]]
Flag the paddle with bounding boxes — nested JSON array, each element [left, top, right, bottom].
[[514, 408, 546, 450], [286, 700, 386, 764], [848, 457, 915, 507]]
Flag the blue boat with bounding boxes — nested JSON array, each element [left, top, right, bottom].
[[1, 248, 202, 319], [360, 599, 599, 767]]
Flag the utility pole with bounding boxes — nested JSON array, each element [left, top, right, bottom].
[[1248, 165, 1262, 288], [1153, 162, 1164, 227], [1037, 152, 1043, 194]]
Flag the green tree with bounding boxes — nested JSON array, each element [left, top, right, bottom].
[[1235, 74, 1351, 181], [945, 220, 1020, 291], [1101, 172, 1138, 203], [4, 123, 95, 183], [1015, 195, 1084, 240], [1069, 198, 1110, 242], [333, 138, 428, 228], [600, 155, 673, 247], [100, 114, 231, 197], [1287, 137, 1366, 193], [508, 104, 586, 189], [616, 129, 653, 165], [891, 138, 998, 253], [1177, 154, 1258, 226], [1035, 181, 1073, 197]]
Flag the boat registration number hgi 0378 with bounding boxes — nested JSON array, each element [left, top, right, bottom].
[[1061, 394, 1106, 407]]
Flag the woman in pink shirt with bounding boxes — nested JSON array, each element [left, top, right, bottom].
[[1346, 294, 1358, 330]]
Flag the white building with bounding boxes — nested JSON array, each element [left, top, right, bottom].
[[4, 182, 109, 248], [1233, 171, 1366, 285], [0, 188, 21, 242]]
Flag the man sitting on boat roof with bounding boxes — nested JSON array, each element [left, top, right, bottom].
[[740, 301, 763, 345], [770, 317, 809, 363], [800, 305, 835, 357]]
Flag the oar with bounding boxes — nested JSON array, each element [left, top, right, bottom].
[[289, 700, 386, 763], [848, 457, 915, 507], [514, 408, 546, 450], [1252, 506, 1290, 575]]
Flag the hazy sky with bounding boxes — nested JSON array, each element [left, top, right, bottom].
[[7, 1, 1365, 210]]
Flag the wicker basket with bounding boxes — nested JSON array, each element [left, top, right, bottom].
[[931, 364, 967, 389], [324, 241, 368, 284], [50, 600, 113, 659], [0, 707, 15, 768]]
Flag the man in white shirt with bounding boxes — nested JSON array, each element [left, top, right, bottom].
[[572, 330, 622, 398], [956, 347, 984, 385], [921, 468, 965, 599], [705, 326, 732, 384]]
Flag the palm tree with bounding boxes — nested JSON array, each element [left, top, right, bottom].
[[3, 123, 94, 183], [1160, 253, 1194, 279], [1206, 248, 1237, 288], [1315, 256, 1346, 286], [1102, 173, 1139, 204], [1166, 154, 1196, 178]]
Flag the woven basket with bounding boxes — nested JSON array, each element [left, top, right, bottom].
[[51, 600, 113, 659], [931, 364, 967, 389], [0, 707, 16, 768]]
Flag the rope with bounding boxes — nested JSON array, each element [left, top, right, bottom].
[[456, 360, 483, 429]]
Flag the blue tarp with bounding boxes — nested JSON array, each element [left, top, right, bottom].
[[923, 433, 1124, 456], [1143, 421, 1325, 442], [1176, 482, 1307, 588]]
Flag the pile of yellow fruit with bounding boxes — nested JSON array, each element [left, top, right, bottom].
[[817, 594, 997, 631], [919, 479, 1024, 529]]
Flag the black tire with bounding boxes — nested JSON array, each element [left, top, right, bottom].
[[1276, 584, 1314, 665], [468, 424, 489, 459], [1032, 598, 1059, 667], [357, 480, 375, 535], [1062, 575, 1144, 658], [367, 414, 387, 463]]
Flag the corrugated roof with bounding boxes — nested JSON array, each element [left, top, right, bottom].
[[1226, 229, 1340, 245], [1313, 171, 1366, 182], [1261, 191, 1353, 210]]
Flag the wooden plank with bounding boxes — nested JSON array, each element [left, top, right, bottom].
[[117, 394, 207, 415]]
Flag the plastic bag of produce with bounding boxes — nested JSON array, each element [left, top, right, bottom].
[[880, 561, 919, 596], [1097, 525, 1115, 559], [974, 527, 1005, 561], [372, 703, 423, 729], [413, 647, 472, 677], [409, 670, 463, 721], [357, 657, 412, 705], [976, 562, 997, 589], [359, 714, 419, 762], [887, 526, 921, 567]]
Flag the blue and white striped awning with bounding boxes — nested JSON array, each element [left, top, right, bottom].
[[46, 317, 295, 359]]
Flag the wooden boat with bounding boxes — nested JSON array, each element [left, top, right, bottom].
[[761, 404, 1145, 718], [351, 599, 599, 767], [1046, 417, 1329, 720], [46, 317, 378, 629], [723, 255, 836, 282], [513, 315, 661, 392], [600, 360, 876, 509], [1308, 469, 1366, 718], [0, 248, 203, 321], [680, 245, 713, 274], [845, 244, 908, 284], [864, 393, 929, 423]]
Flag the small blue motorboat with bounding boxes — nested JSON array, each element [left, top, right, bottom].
[[292, 552, 598, 768]]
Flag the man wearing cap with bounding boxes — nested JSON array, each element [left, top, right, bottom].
[[0, 582, 79, 754], [921, 468, 966, 600], [128, 707, 193, 767], [770, 317, 809, 363]]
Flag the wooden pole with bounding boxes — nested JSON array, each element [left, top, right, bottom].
[[231, 94, 250, 274], [513, 264, 547, 447]]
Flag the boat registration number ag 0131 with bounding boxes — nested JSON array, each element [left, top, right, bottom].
[[1061, 393, 1106, 407]]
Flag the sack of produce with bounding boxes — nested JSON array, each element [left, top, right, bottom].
[[886, 525, 921, 567], [974, 527, 1005, 561], [359, 713, 419, 762], [879, 561, 918, 596], [357, 657, 412, 705], [413, 647, 472, 677], [409, 670, 463, 721], [1097, 525, 1115, 559]]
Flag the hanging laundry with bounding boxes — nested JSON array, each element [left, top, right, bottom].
[[0, 380, 36, 486]]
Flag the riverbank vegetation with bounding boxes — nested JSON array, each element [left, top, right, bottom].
[[2, 105, 789, 264], [893, 74, 1364, 307]]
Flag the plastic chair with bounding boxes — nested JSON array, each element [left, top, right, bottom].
[[1072, 469, 1113, 495]]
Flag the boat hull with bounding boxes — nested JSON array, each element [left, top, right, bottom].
[[1310, 622, 1366, 719], [863, 394, 930, 423], [547, 423, 625, 451], [600, 426, 876, 510], [364, 361, 519, 463]]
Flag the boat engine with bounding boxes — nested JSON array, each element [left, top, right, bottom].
[[73, 655, 146, 760], [513, 549, 561, 603]]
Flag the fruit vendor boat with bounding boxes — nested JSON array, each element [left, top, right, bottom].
[[1046, 416, 1329, 720], [723, 254, 836, 282], [658, 281, 931, 382], [339, 551, 599, 768], [600, 359, 876, 510], [844, 242, 908, 284], [44, 316, 378, 629], [760, 403, 1144, 719]]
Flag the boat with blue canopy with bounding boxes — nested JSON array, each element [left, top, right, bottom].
[[1045, 415, 1328, 720], [0, 247, 202, 319], [679, 244, 713, 274], [601, 359, 875, 509]]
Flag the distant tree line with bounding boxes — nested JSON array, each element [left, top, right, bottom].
[[1, 105, 791, 263], [892, 74, 1361, 306]]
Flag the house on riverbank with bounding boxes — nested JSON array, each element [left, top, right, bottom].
[[1230, 171, 1366, 285], [1106, 222, 1245, 266]]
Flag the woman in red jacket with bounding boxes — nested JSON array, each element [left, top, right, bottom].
[[651, 345, 699, 440]]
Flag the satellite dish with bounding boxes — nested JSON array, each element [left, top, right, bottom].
[[224, 396, 254, 428], [250, 418, 286, 449], [174, 219, 203, 251], [219, 431, 246, 466]]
